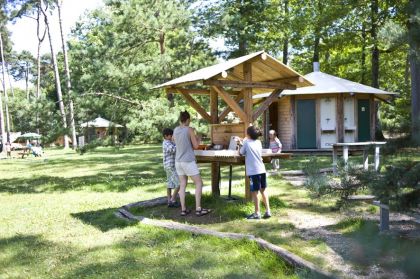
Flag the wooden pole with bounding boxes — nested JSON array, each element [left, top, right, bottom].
[[210, 87, 220, 196], [243, 62, 253, 200], [369, 94, 376, 140], [337, 94, 344, 142]]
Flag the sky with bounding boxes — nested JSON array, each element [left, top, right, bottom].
[[7, 0, 104, 56]]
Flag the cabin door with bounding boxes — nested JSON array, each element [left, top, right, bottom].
[[297, 99, 317, 149], [357, 99, 370, 141]]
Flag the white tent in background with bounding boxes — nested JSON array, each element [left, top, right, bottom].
[[80, 116, 123, 128]]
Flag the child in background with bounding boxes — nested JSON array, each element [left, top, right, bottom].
[[162, 128, 180, 207], [239, 126, 271, 219], [5, 142, 11, 158], [268, 130, 282, 170]]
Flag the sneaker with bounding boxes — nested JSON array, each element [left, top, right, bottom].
[[263, 212, 272, 219], [168, 201, 180, 208], [246, 213, 261, 220]]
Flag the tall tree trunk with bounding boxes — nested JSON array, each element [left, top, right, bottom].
[[0, 33, 10, 143], [57, 0, 77, 149], [43, 7, 69, 149], [0, 77, 5, 152], [370, 0, 385, 140], [371, 0, 379, 88], [361, 24, 367, 84], [6, 64, 15, 99], [313, 35, 320, 63], [408, 0, 420, 144], [25, 61, 29, 100], [282, 0, 289, 65]]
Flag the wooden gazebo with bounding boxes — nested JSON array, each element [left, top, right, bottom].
[[154, 51, 312, 199]]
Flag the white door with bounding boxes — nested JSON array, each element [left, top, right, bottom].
[[320, 97, 337, 148], [343, 97, 355, 142]]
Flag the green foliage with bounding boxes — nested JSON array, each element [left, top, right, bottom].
[[126, 97, 209, 143], [302, 157, 331, 198]]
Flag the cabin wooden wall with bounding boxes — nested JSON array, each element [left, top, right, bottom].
[[277, 96, 294, 150], [270, 93, 377, 150]]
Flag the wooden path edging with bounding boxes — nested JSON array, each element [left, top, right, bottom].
[[116, 200, 335, 278]]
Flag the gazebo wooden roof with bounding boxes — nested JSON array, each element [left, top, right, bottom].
[[154, 51, 311, 199], [155, 51, 312, 126]]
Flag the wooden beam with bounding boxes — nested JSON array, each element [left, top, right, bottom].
[[252, 89, 283, 121], [167, 88, 210, 95], [203, 79, 296, 90], [243, 61, 253, 201], [210, 87, 220, 197], [272, 76, 305, 84], [218, 91, 243, 120], [176, 88, 212, 122], [213, 86, 247, 122]]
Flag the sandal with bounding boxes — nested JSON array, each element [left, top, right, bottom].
[[195, 208, 212, 217], [180, 209, 191, 216]]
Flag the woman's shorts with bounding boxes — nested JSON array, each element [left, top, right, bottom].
[[175, 161, 200, 177], [249, 173, 267, 192]]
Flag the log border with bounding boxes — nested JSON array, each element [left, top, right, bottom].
[[116, 198, 335, 278]]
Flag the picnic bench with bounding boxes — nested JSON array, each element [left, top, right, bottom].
[[17, 148, 30, 159], [331, 142, 386, 174], [347, 195, 390, 231]]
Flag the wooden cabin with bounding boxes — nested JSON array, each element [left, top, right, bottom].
[[257, 70, 395, 150]]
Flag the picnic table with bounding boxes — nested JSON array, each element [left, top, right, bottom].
[[331, 142, 386, 174], [17, 147, 31, 159], [195, 150, 291, 199]]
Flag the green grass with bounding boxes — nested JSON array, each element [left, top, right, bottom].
[[0, 145, 301, 279]]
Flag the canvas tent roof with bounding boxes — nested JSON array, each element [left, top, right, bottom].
[[254, 71, 396, 100], [80, 117, 123, 128], [154, 51, 313, 94]]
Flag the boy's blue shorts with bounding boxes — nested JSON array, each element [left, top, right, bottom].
[[249, 173, 267, 192]]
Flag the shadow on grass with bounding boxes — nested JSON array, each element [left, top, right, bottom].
[[0, 230, 298, 278], [127, 194, 288, 225], [71, 207, 138, 232]]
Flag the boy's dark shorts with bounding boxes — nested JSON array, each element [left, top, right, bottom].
[[249, 173, 267, 192]]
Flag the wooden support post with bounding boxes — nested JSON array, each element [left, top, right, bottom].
[[343, 146, 349, 167], [337, 94, 344, 143], [243, 62, 253, 200], [213, 86, 247, 122], [363, 148, 369, 170], [252, 89, 282, 121], [370, 95, 376, 141], [218, 91, 244, 121], [177, 89, 212, 122], [374, 145, 380, 172], [210, 87, 220, 196], [333, 146, 338, 174]]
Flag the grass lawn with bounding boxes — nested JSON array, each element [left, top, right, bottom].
[[1, 145, 419, 278], [0, 146, 300, 279]]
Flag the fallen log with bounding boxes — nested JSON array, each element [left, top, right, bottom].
[[116, 207, 334, 278]]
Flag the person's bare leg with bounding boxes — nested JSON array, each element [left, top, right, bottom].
[[190, 174, 203, 210], [252, 191, 260, 214], [167, 188, 171, 204], [260, 188, 270, 214], [171, 187, 180, 202], [179, 175, 188, 211]]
